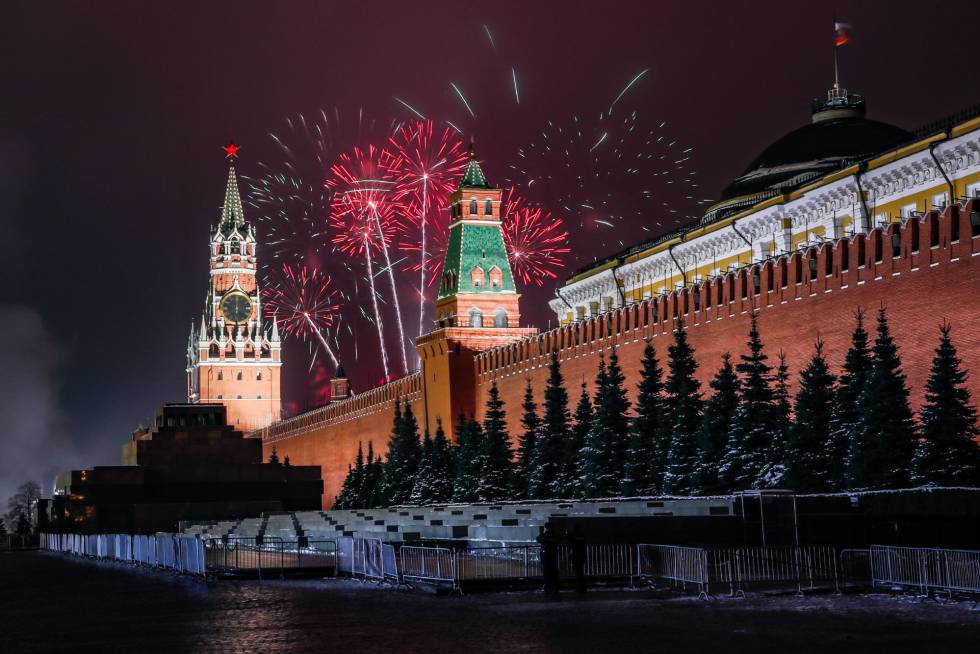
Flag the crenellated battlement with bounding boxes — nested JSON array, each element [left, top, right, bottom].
[[255, 372, 423, 445], [476, 200, 980, 380]]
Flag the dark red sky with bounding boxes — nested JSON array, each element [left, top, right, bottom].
[[2, 1, 979, 493]]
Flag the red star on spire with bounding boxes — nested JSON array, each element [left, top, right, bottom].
[[223, 141, 240, 159]]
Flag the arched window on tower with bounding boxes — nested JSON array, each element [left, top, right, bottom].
[[236, 371, 243, 381], [488, 266, 503, 288], [217, 371, 223, 380], [484, 199, 493, 215], [493, 308, 508, 328], [470, 199, 478, 215], [471, 267, 484, 288], [469, 308, 483, 328]]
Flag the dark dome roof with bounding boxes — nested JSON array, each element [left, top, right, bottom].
[[715, 90, 914, 209]]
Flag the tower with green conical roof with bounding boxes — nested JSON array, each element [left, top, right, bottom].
[[435, 139, 521, 329]]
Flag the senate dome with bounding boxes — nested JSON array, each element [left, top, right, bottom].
[[703, 87, 914, 224]]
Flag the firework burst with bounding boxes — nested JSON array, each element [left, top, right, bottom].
[[327, 145, 410, 378], [388, 120, 467, 338], [500, 188, 571, 285], [263, 263, 341, 370]]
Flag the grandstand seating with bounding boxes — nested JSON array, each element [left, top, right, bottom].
[[181, 496, 735, 545]]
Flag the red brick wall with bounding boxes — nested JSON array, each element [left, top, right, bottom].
[[474, 204, 980, 440], [260, 374, 424, 508], [263, 202, 980, 509]]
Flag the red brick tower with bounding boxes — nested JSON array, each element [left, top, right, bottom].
[[186, 143, 282, 431], [417, 141, 537, 436]]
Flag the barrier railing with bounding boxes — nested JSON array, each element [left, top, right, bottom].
[[40, 532, 205, 576], [637, 544, 840, 597], [202, 537, 337, 579], [339, 537, 398, 582], [456, 545, 541, 581], [871, 545, 980, 597], [400, 545, 457, 586], [637, 544, 708, 597], [706, 546, 839, 596], [559, 543, 637, 579]]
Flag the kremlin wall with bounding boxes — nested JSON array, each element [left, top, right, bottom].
[[253, 91, 980, 509]]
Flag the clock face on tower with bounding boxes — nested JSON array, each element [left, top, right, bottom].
[[221, 291, 252, 324]]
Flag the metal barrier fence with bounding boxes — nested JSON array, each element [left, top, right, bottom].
[[400, 545, 457, 585], [871, 545, 980, 597], [638, 544, 840, 596], [456, 545, 541, 582], [341, 537, 398, 582], [559, 543, 637, 579], [637, 544, 708, 597], [203, 537, 338, 579], [707, 546, 839, 596], [394, 544, 636, 588], [40, 532, 205, 576]]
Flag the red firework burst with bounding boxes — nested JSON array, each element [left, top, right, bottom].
[[388, 120, 465, 288], [501, 187, 571, 285], [262, 263, 340, 340], [388, 120, 467, 215], [326, 145, 402, 256]]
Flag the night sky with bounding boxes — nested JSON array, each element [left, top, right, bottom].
[[3, 0, 979, 499]]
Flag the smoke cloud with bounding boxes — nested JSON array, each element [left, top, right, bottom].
[[0, 306, 79, 503]]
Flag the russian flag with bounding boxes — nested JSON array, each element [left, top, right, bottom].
[[835, 22, 852, 47]]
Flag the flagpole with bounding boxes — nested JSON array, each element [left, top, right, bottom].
[[833, 16, 839, 90]]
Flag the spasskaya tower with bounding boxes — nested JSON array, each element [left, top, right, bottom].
[[186, 143, 282, 431]]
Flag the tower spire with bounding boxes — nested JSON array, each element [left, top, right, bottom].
[[220, 141, 246, 229], [458, 136, 491, 189]]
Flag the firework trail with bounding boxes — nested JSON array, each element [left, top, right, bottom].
[[263, 263, 341, 369], [388, 120, 467, 341], [328, 145, 409, 378]]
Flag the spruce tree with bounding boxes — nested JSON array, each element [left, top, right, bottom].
[[911, 322, 980, 486], [453, 415, 483, 502], [578, 349, 632, 497], [382, 399, 422, 505], [410, 431, 435, 505], [335, 442, 365, 509], [694, 353, 740, 495], [663, 320, 703, 494], [0, 518, 6, 538], [428, 420, 456, 502], [847, 307, 916, 489], [514, 379, 539, 499], [359, 442, 385, 509], [558, 382, 592, 498], [478, 382, 514, 500], [784, 339, 837, 492], [268, 448, 280, 464], [719, 314, 778, 490], [827, 309, 873, 489], [528, 351, 570, 499], [757, 352, 792, 488], [624, 342, 668, 495]]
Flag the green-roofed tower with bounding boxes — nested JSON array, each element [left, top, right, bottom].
[[435, 140, 521, 329]]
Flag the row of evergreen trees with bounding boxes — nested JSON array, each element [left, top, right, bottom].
[[335, 307, 980, 509]]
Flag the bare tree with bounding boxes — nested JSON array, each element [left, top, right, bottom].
[[6, 481, 41, 530]]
